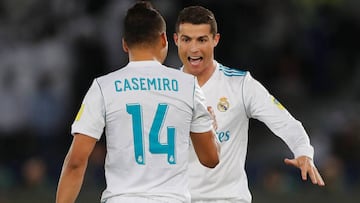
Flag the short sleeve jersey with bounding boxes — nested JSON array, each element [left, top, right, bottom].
[[187, 61, 314, 202], [72, 60, 213, 203]]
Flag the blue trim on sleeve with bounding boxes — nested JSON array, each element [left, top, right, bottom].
[[219, 64, 246, 77]]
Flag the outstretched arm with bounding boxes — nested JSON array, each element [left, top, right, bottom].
[[242, 73, 324, 186], [284, 155, 325, 186], [56, 133, 97, 203]]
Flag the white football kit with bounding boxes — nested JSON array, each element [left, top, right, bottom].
[[187, 61, 314, 203], [71, 60, 213, 203]]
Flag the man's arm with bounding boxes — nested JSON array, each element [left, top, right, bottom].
[[243, 73, 325, 186], [190, 130, 220, 168], [56, 133, 97, 203]]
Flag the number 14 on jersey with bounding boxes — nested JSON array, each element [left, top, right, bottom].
[[126, 103, 176, 165]]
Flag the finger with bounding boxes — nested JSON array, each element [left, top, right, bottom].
[[213, 121, 217, 130], [207, 106, 218, 130], [314, 167, 325, 186], [207, 106, 214, 115], [284, 158, 298, 167], [307, 166, 317, 184], [301, 166, 308, 181]]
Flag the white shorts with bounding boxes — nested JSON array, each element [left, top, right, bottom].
[[103, 196, 184, 203], [192, 200, 247, 203]]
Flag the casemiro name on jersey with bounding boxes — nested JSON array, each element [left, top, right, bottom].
[[114, 77, 179, 92]]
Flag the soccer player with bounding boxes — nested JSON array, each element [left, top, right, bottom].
[[174, 5, 325, 203], [56, 2, 219, 203]]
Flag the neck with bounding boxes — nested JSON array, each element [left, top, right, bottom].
[[186, 61, 216, 87], [128, 47, 161, 62]]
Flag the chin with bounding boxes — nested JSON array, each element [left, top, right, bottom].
[[186, 68, 201, 76]]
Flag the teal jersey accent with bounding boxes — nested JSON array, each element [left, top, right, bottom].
[[127, 103, 176, 165], [114, 77, 179, 92], [219, 64, 246, 77]]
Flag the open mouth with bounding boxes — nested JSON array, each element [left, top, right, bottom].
[[188, 56, 203, 66]]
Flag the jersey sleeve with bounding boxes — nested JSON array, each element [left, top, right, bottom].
[[190, 78, 213, 133], [71, 79, 105, 140], [243, 73, 314, 159]]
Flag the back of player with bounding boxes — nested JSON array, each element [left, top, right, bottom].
[[73, 61, 211, 202]]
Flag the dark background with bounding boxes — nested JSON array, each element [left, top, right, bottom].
[[0, 0, 359, 202]]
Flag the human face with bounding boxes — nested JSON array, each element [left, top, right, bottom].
[[174, 23, 219, 81]]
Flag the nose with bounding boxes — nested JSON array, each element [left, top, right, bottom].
[[189, 41, 199, 53]]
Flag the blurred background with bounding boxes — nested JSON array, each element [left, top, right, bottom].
[[0, 0, 359, 202]]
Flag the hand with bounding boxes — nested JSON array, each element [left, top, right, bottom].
[[207, 106, 217, 131], [284, 156, 325, 186]]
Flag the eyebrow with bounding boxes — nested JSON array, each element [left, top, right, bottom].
[[180, 35, 209, 39]]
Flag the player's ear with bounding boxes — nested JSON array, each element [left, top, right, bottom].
[[160, 32, 168, 48], [173, 33, 179, 46], [213, 33, 220, 47], [122, 38, 129, 53]]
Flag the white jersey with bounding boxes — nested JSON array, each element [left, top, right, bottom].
[[71, 60, 213, 203], [188, 61, 314, 202]]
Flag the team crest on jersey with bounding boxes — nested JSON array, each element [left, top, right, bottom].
[[217, 97, 230, 112]]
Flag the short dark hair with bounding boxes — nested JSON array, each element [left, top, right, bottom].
[[175, 6, 218, 37], [123, 1, 166, 48]]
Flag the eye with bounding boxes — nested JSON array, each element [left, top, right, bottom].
[[181, 37, 190, 43], [198, 38, 208, 43]]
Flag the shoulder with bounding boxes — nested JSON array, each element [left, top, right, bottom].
[[216, 63, 260, 84], [95, 66, 128, 84], [216, 63, 251, 87], [218, 63, 247, 77]]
